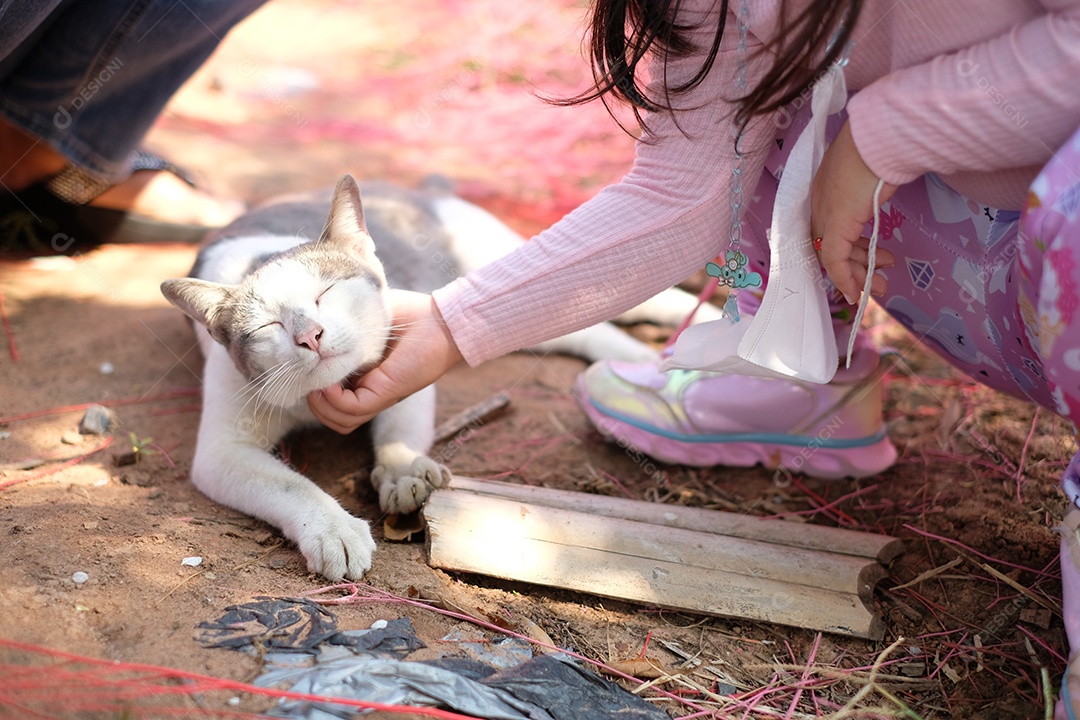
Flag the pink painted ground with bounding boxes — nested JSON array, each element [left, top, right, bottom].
[[0, 1, 1076, 717]]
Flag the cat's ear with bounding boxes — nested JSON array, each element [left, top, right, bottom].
[[160, 278, 234, 343], [320, 174, 375, 257]]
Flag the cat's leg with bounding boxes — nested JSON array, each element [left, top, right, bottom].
[[369, 384, 451, 514], [613, 287, 725, 327], [529, 323, 660, 364], [192, 349, 376, 580], [531, 286, 728, 363], [192, 439, 376, 580]]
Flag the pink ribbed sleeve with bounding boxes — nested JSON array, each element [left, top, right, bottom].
[[433, 6, 775, 366], [847, 0, 1080, 207]]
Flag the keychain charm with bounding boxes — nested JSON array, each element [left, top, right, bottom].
[[706, 249, 763, 290], [707, 249, 761, 325]]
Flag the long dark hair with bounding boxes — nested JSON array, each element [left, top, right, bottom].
[[562, 0, 864, 133]]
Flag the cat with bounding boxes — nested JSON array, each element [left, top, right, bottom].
[[161, 174, 721, 581]]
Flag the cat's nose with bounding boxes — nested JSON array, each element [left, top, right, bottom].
[[295, 323, 324, 353]]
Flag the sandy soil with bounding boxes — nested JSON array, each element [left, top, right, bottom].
[[1, 2, 1076, 718]]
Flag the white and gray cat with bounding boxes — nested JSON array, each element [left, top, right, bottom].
[[161, 174, 720, 581]]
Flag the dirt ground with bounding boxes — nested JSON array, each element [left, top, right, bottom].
[[1, 2, 1077, 718]]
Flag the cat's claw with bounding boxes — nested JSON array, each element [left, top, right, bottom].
[[299, 514, 376, 581], [373, 456, 451, 514]]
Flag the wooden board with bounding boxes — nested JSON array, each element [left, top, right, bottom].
[[448, 477, 903, 563], [424, 479, 902, 639]]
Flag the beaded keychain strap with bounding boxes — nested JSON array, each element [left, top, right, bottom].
[[707, 1, 855, 328], [706, 0, 760, 324]]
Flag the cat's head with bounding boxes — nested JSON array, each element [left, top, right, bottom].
[[161, 175, 389, 407]]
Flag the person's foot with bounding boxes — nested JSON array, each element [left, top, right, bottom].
[[575, 333, 897, 479], [0, 119, 242, 228]]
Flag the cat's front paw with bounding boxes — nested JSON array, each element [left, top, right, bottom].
[[297, 512, 376, 581], [372, 456, 451, 514]]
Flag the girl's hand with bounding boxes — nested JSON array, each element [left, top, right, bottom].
[[307, 289, 464, 434], [811, 119, 898, 303]]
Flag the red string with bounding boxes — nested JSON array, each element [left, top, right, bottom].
[[0, 436, 114, 491], [0, 388, 200, 425]]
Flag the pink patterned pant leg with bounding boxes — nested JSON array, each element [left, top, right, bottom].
[[1027, 126, 1080, 720]]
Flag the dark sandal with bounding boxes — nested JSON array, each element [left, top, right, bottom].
[[0, 150, 224, 254]]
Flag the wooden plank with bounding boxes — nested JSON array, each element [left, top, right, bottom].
[[430, 488, 883, 598], [428, 487, 884, 598], [448, 477, 903, 564], [424, 488, 885, 639]]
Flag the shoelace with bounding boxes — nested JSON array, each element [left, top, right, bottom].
[[845, 177, 886, 368]]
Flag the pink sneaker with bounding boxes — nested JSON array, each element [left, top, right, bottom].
[[575, 335, 897, 480]]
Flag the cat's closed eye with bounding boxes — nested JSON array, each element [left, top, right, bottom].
[[315, 284, 336, 306], [255, 321, 283, 332]]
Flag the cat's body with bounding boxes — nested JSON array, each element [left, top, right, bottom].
[[162, 175, 721, 581]]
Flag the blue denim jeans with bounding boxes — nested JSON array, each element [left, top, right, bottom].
[[0, 0, 267, 182]]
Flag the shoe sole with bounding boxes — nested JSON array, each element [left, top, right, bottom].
[[577, 377, 897, 480]]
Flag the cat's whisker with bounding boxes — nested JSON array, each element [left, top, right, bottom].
[[243, 360, 299, 428], [385, 321, 425, 333], [266, 363, 305, 430], [387, 333, 442, 348], [349, 308, 389, 326], [256, 361, 299, 424], [248, 360, 292, 404], [234, 369, 285, 426], [231, 360, 290, 404], [274, 364, 306, 415], [268, 364, 300, 409]]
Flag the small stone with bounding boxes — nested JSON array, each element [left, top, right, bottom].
[[203, 571, 216, 580], [99, 362, 114, 375], [897, 662, 925, 677], [61, 432, 84, 445], [370, 619, 388, 630], [147, 489, 164, 500], [1019, 608, 1052, 630], [82, 521, 99, 531], [181, 556, 203, 567], [0, 430, 11, 440], [72, 572, 89, 585], [113, 451, 139, 467], [78, 405, 116, 436]]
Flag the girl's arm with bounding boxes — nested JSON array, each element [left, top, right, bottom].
[[433, 4, 776, 366], [847, 0, 1080, 203]]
